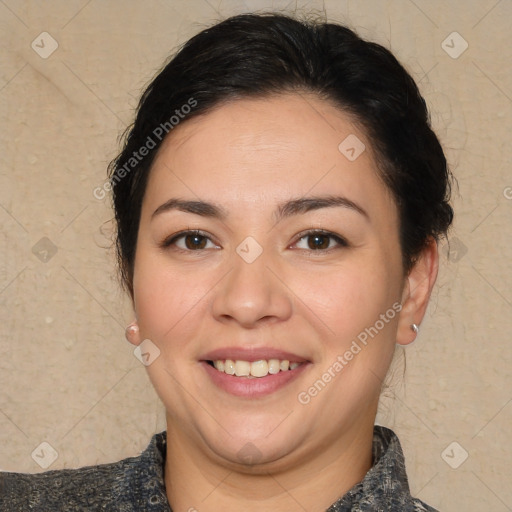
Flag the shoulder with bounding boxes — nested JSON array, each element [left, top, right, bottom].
[[0, 431, 170, 512], [1, 459, 127, 510]]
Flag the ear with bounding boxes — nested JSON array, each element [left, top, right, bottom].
[[396, 237, 439, 345]]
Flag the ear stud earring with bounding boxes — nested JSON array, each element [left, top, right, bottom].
[[125, 322, 140, 344], [411, 323, 419, 334]]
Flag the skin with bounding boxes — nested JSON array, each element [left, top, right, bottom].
[[127, 93, 439, 512]]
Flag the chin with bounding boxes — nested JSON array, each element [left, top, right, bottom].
[[208, 435, 303, 473], [190, 411, 306, 468]]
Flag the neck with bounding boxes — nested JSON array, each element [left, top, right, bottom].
[[164, 419, 374, 512]]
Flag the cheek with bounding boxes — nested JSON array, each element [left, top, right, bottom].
[[132, 252, 214, 346], [292, 256, 401, 340]]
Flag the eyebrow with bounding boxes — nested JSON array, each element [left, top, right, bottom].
[[275, 196, 368, 222], [151, 195, 369, 222], [152, 198, 225, 219]]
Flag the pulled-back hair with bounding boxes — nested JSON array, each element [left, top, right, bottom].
[[108, 13, 454, 297]]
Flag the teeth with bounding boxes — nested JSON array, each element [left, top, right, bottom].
[[235, 360, 250, 377], [250, 360, 268, 377], [268, 359, 280, 374], [211, 359, 303, 378], [224, 360, 235, 375]]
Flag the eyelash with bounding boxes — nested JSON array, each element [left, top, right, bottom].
[[161, 229, 349, 254], [294, 229, 349, 252], [161, 230, 217, 252]]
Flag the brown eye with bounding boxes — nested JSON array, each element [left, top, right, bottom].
[[294, 230, 348, 251], [162, 230, 218, 251], [307, 233, 331, 250], [183, 233, 208, 250]]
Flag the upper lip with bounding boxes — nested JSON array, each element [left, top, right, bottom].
[[200, 347, 309, 363]]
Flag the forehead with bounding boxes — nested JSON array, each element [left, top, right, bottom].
[[143, 93, 396, 222]]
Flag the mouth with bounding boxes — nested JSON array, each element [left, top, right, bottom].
[[205, 359, 304, 378], [200, 349, 310, 397]]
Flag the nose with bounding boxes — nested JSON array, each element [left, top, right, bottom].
[[211, 246, 293, 329]]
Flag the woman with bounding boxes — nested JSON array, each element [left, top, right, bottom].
[[1, 12, 453, 511]]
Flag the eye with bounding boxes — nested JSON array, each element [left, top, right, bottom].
[[161, 230, 219, 251], [292, 230, 348, 251]]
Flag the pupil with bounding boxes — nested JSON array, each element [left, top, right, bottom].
[[186, 235, 206, 250], [310, 234, 328, 250]]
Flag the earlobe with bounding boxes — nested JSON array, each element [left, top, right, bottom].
[[125, 321, 142, 346], [396, 238, 439, 346]]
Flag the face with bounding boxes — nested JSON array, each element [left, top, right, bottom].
[[132, 93, 406, 471]]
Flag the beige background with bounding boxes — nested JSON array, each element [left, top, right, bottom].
[[1, 1, 511, 510]]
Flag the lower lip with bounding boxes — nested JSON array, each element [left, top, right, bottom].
[[201, 361, 310, 398]]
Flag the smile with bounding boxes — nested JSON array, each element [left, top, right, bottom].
[[208, 359, 303, 378]]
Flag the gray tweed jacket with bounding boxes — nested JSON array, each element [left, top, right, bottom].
[[0, 426, 438, 511]]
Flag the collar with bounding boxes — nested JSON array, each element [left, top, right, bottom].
[[327, 426, 433, 511]]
